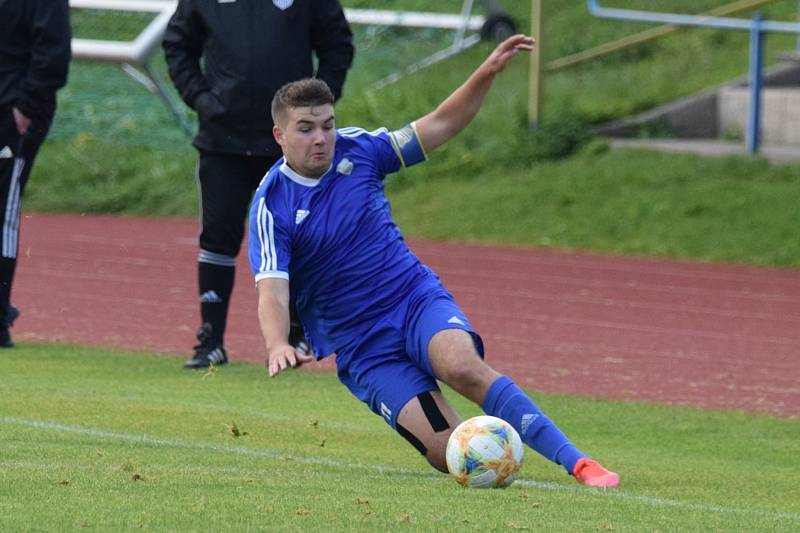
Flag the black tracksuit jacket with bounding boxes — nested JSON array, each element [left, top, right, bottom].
[[162, 0, 354, 157], [0, 0, 71, 125]]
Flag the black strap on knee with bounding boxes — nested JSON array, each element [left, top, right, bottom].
[[396, 422, 427, 456], [395, 392, 451, 457], [418, 391, 450, 433]]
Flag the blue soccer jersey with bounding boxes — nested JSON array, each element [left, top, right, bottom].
[[248, 124, 432, 357]]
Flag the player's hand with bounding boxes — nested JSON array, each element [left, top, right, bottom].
[[12, 107, 31, 135], [266, 343, 314, 378], [484, 34, 535, 73]]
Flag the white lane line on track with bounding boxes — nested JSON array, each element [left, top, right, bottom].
[[2, 416, 799, 523]]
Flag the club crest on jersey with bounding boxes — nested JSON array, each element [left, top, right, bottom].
[[295, 209, 310, 225], [336, 158, 353, 175], [272, 0, 294, 10]]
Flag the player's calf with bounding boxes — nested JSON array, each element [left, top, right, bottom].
[[395, 390, 462, 473]]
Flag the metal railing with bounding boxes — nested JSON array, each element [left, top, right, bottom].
[[588, 0, 800, 154], [549, 0, 777, 72]]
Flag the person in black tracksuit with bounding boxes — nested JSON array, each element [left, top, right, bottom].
[[0, 0, 71, 348], [163, 0, 354, 369]]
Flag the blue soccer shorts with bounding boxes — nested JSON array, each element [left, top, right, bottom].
[[334, 280, 484, 429]]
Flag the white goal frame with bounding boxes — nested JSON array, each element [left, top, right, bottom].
[[68, 0, 497, 133]]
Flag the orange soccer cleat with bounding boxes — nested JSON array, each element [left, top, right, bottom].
[[572, 458, 620, 488]]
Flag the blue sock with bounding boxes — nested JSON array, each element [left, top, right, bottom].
[[482, 375, 585, 474]]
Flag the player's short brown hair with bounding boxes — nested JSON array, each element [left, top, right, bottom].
[[271, 78, 335, 124]]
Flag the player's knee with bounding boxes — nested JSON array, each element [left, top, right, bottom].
[[441, 363, 478, 388], [425, 441, 449, 473], [441, 362, 498, 402], [429, 330, 493, 389]]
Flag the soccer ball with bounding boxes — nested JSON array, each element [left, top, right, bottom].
[[445, 415, 524, 488]]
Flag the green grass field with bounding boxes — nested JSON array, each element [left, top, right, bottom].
[[2, 344, 798, 531]]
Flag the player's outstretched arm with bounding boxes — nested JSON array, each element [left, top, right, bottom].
[[414, 34, 534, 153], [257, 278, 314, 377]]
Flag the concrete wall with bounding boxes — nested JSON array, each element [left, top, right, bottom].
[[718, 87, 800, 145], [594, 61, 800, 144]]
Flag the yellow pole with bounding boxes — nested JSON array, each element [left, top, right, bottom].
[[529, 0, 542, 129]]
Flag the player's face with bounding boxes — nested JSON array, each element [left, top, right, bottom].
[[274, 104, 336, 179]]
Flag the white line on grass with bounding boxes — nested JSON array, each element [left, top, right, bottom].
[[3, 416, 799, 523], [0, 416, 422, 478], [512, 479, 800, 522], [0, 459, 295, 480]]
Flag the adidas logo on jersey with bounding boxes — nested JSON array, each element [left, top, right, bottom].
[[447, 316, 465, 326], [0, 146, 13, 159], [295, 209, 310, 224]]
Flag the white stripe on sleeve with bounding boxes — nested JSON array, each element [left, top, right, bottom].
[[257, 198, 269, 271], [257, 197, 280, 274], [268, 208, 277, 271]]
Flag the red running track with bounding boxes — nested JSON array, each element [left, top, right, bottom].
[[13, 213, 800, 418]]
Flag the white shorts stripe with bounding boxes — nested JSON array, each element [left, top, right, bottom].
[[3, 157, 25, 258]]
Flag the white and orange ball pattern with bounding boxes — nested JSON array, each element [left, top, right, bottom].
[[445, 415, 524, 488]]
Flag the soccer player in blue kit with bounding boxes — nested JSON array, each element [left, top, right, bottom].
[[248, 35, 620, 488]]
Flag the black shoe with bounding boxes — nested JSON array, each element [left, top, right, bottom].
[[183, 323, 228, 369], [0, 304, 20, 348], [0, 328, 13, 348]]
